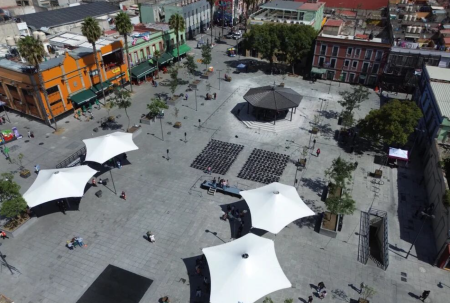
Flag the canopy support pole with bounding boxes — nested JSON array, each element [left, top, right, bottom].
[[290, 108, 293, 121], [111, 158, 118, 195]]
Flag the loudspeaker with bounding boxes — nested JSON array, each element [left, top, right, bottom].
[[95, 190, 102, 198]]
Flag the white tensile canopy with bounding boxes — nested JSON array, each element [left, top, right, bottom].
[[388, 147, 408, 161], [203, 233, 291, 303], [23, 166, 97, 208], [240, 182, 315, 234], [83, 132, 139, 164]]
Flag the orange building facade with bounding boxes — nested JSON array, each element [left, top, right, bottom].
[[0, 40, 128, 124]]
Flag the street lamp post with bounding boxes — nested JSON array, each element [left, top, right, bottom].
[[159, 114, 164, 141], [195, 88, 198, 111], [406, 211, 435, 259], [217, 69, 222, 90]]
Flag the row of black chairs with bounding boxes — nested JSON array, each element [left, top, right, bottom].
[[238, 149, 289, 184], [191, 140, 244, 175]]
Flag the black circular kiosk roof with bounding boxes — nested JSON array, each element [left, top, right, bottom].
[[243, 85, 302, 110]]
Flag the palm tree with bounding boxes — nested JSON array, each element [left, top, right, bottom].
[[168, 13, 186, 66], [207, 0, 215, 45], [17, 36, 57, 129], [81, 17, 106, 103], [115, 12, 134, 93], [153, 50, 161, 79]]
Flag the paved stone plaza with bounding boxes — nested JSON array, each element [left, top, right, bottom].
[[0, 35, 449, 303]]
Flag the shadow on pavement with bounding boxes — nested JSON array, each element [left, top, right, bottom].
[[182, 255, 210, 303]]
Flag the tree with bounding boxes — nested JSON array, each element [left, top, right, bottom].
[[184, 54, 198, 76], [153, 50, 161, 79], [325, 193, 356, 215], [169, 13, 186, 66], [201, 44, 212, 73], [361, 285, 376, 301], [341, 110, 354, 128], [243, 0, 255, 17], [115, 12, 134, 92], [339, 85, 370, 114], [169, 66, 179, 95], [82, 17, 106, 103], [358, 99, 422, 145], [325, 157, 356, 188], [280, 24, 317, 74], [262, 297, 274, 303], [113, 88, 132, 131], [18, 36, 57, 129], [243, 23, 279, 73], [0, 173, 27, 219], [147, 98, 168, 117]]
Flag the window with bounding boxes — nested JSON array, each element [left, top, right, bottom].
[[340, 72, 348, 82], [365, 49, 373, 60], [375, 50, 383, 62], [332, 46, 339, 56], [152, 45, 156, 53], [330, 58, 337, 68], [50, 99, 62, 106], [320, 45, 327, 55], [89, 69, 99, 76], [6, 85, 17, 93], [346, 47, 353, 57], [352, 61, 358, 70], [326, 70, 335, 80], [140, 49, 145, 60], [368, 75, 377, 86], [46, 85, 59, 95], [318, 57, 325, 67], [344, 59, 350, 68], [372, 63, 380, 74], [354, 48, 361, 58], [299, 12, 304, 20], [146, 46, 151, 57], [362, 62, 370, 73]]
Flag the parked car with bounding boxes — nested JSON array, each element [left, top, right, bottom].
[[225, 32, 233, 39], [232, 32, 242, 40]]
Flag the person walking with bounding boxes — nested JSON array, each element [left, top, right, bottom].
[[308, 295, 313, 303], [316, 148, 321, 157], [92, 178, 97, 186], [319, 290, 327, 300], [359, 282, 365, 294], [312, 139, 316, 148], [117, 160, 122, 169], [76, 237, 85, 247], [0, 230, 9, 239], [57, 200, 66, 215], [317, 282, 325, 292], [419, 290, 430, 302], [27, 131, 31, 138], [121, 191, 127, 200], [34, 164, 40, 173], [213, 92, 217, 100], [195, 286, 202, 297]]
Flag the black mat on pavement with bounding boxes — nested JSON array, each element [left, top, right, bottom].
[[76, 264, 153, 303]]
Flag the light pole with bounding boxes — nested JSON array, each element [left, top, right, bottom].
[[184, 132, 187, 143], [159, 113, 164, 141], [217, 69, 222, 90], [198, 119, 202, 129], [406, 211, 435, 259]]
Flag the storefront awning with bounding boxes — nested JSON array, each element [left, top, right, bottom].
[[158, 52, 175, 65], [171, 44, 192, 57], [70, 89, 96, 106], [311, 67, 327, 74], [91, 81, 113, 93], [131, 62, 156, 79]]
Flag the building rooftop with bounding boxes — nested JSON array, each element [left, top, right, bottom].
[[312, 0, 388, 10], [325, 20, 344, 27], [427, 65, 450, 82], [48, 32, 117, 50], [431, 82, 450, 119], [261, 0, 324, 11], [18, 2, 120, 30]]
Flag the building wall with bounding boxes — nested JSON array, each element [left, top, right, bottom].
[[0, 41, 128, 122], [139, 4, 159, 23], [422, 140, 450, 266], [0, 21, 20, 44], [127, 32, 164, 66], [166, 0, 211, 38], [312, 38, 389, 86], [1, 0, 17, 7]]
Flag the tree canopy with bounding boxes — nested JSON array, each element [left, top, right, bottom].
[[325, 157, 356, 188], [201, 44, 212, 71], [339, 85, 370, 114], [113, 88, 132, 130], [243, 23, 317, 73], [169, 13, 185, 66], [184, 55, 198, 76], [0, 173, 27, 218], [17, 36, 45, 67], [325, 193, 356, 215], [147, 98, 168, 116], [358, 99, 422, 146]]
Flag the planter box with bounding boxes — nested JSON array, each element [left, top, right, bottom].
[[279, 83, 285, 87], [299, 159, 307, 167], [327, 183, 343, 199], [320, 211, 341, 238], [140, 117, 153, 125], [311, 127, 319, 134], [174, 122, 182, 128], [359, 299, 369, 303], [20, 169, 31, 178], [2, 216, 37, 238], [372, 169, 383, 178], [128, 125, 142, 139]]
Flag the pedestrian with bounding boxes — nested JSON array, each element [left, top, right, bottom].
[[98, 178, 103, 185], [121, 191, 126, 200], [34, 164, 40, 173], [57, 201, 66, 215], [92, 178, 97, 186], [27, 131, 31, 138], [30, 131, 34, 138], [0, 230, 9, 239], [207, 166, 212, 175], [117, 160, 122, 169], [213, 92, 217, 99], [319, 290, 327, 300], [318, 282, 325, 292], [196, 286, 202, 297], [308, 296, 313, 303], [419, 290, 430, 302], [316, 148, 321, 157], [203, 276, 209, 286], [313, 139, 316, 148], [67, 241, 74, 250], [76, 237, 85, 247], [185, 94, 188, 100], [359, 282, 365, 294]]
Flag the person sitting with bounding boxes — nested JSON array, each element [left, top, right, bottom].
[[224, 74, 228, 79], [67, 241, 74, 250], [212, 177, 216, 186]]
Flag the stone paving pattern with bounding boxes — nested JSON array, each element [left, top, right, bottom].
[[0, 33, 449, 303]]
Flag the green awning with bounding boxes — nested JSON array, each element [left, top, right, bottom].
[[171, 44, 192, 57], [91, 81, 113, 93], [158, 52, 175, 65], [311, 67, 327, 74], [131, 62, 156, 79], [70, 89, 96, 106]]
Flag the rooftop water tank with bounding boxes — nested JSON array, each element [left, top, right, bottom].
[[14, 35, 21, 43], [33, 31, 39, 40], [6, 36, 15, 46], [38, 32, 46, 41]]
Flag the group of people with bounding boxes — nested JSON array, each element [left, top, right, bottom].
[[193, 255, 210, 297], [66, 237, 85, 250], [221, 205, 246, 223], [213, 177, 228, 188], [205, 92, 217, 100], [146, 231, 155, 243]]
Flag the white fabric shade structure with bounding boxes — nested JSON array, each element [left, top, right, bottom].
[[23, 166, 97, 208], [388, 147, 408, 161], [203, 233, 291, 303], [240, 182, 315, 234], [83, 132, 139, 164]]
